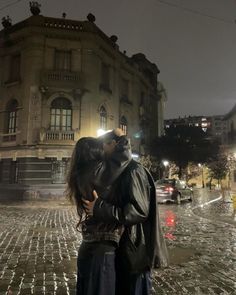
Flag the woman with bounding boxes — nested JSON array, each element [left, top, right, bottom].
[[66, 132, 131, 295]]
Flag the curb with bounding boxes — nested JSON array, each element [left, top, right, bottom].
[[191, 195, 236, 230]]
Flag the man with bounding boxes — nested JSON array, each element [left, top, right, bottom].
[[83, 130, 168, 295]]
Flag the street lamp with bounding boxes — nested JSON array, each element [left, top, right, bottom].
[[162, 160, 169, 178], [132, 153, 139, 160], [198, 163, 205, 188], [163, 160, 169, 167]]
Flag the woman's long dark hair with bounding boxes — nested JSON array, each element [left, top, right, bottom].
[[66, 137, 103, 226]]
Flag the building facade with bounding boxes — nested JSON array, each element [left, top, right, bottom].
[[224, 104, 236, 191], [165, 115, 227, 142], [0, 11, 166, 197]]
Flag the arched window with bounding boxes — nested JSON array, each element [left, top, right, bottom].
[[99, 106, 107, 130], [6, 100, 18, 133], [120, 116, 128, 135], [50, 97, 72, 131]]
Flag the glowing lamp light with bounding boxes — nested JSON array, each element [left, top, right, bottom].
[[132, 153, 139, 159], [163, 160, 169, 167], [134, 132, 141, 139], [97, 129, 106, 137]]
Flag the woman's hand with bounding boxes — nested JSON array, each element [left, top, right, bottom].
[[82, 190, 98, 217]]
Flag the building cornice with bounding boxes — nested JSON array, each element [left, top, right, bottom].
[[0, 15, 160, 91]]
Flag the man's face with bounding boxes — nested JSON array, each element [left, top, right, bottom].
[[103, 139, 117, 155]]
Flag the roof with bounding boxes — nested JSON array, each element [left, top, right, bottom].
[[224, 103, 236, 120], [0, 14, 160, 87]]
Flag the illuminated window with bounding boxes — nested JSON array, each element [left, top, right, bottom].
[[99, 106, 107, 130], [120, 116, 128, 135], [7, 100, 18, 133], [50, 97, 72, 131]]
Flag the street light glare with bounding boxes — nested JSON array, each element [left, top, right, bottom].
[[132, 153, 139, 159], [96, 129, 106, 137], [163, 160, 169, 167]]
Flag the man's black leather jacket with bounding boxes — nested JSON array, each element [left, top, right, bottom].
[[94, 159, 169, 273], [81, 136, 132, 244]]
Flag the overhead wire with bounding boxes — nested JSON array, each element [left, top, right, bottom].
[[0, 0, 235, 24], [156, 0, 234, 24], [0, 0, 25, 12]]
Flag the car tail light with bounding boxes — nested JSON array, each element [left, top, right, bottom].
[[164, 186, 174, 193]]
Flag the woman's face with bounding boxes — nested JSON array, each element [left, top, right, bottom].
[[103, 139, 117, 155]]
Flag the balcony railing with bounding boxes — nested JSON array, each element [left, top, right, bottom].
[[0, 131, 19, 146], [46, 71, 79, 82], [2, 134, 16, 142], [41, 70, 82, 87], [40, 129, 77, 144]]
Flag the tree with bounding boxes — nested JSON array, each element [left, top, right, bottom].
[[151, 125, 220, 178], [186, 162, 201, 182], [207, 153, 228, 186], [139, 155, 160, 179], [227, 151, 236, 188]]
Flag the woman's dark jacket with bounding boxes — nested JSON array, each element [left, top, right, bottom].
[[93, 159, 169, 272]]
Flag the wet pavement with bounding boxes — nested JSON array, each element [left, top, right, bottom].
[[153, 189, 236, 294], [0, 190, 235, 295], [192, 189, 236, 226]]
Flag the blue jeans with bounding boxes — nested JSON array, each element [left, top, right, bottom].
[[76, 241, 116, 295], [131, 272, 152, 295], [115, 253, 152, 295]]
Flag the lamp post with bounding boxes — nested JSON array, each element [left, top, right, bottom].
[[198, 163, 205, 188], [162, 160, 169, 178]]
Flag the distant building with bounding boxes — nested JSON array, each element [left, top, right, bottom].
[[210, 115, 228, 143], [0, 8, 166, 198], [223, 104, 236, 191], [224, 104, 236, 145], [165, 115, 227, 142]]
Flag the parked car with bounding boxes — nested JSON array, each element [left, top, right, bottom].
[[155, 178, 193, 204]]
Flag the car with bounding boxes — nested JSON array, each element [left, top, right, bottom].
[[155, 178, 193, 204]]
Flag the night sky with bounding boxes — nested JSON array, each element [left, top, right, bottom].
[[1, 0, 236, 119]]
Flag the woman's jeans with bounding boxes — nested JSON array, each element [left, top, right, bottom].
[[76, 241, 116, 295]]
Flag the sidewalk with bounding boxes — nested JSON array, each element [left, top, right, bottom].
[[192, 188, 236, 226]]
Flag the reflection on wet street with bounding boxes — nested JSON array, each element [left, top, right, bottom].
[[164, 210, 177, 241], [0, 189, 235, 294], [153, 189, 236, 294]]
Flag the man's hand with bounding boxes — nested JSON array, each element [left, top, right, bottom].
[[82, 190, 98, 217]]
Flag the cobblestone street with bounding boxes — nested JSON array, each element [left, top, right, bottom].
[[0, 190, 235, 295]]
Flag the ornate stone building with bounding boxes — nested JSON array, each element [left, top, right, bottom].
[[0, 10, 167, 198]]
